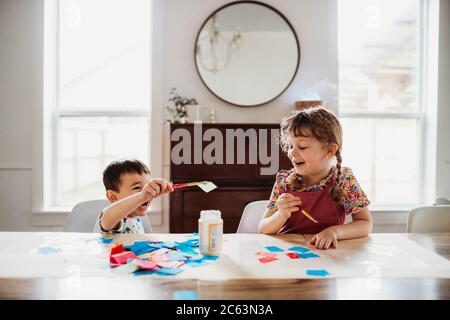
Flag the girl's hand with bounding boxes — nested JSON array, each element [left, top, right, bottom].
[[309, 227, 338, 250], [276, 193, 301, 219]]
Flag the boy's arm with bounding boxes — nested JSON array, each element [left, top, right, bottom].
[[100, 192, 148, 231], [100, 179, 174, 231]]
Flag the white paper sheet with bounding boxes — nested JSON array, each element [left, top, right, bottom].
[[0, 232, 449, 279]]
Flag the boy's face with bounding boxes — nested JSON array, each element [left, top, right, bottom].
[[108, 172, 151, 217]]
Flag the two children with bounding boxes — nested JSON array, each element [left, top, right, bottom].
[[97, 107, 372, 249]]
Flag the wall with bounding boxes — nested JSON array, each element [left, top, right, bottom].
[[436, 0, 450, 200], [0, 0, 43, 230]]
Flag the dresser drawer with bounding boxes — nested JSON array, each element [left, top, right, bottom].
[[170, 187, 271, 233]]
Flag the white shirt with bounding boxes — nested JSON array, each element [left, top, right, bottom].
[[94, 213, 145, 234]]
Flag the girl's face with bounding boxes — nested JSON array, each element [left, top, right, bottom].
[[286, 128, 337, 181]]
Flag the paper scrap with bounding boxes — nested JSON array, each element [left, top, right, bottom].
[[173, 291, 198, 300], [185, 260, 208, 268], [132, 259, 158, 270], [288, 246, 310, 253], [133, 270, 156, 276], [306, 269, 330, 277], [286, 252, 300, 259], [98, 237, 114, 244], [37, 246, 61, 254], [299, 252, 320, 259], [157, 261, 184, 269], [111, 251, 137, 265], [265, 246, 284, 252], [165, 251, 188, 261], [202, 255, 219, 261], [197, 181, 217, 193], [112, 263, 139, 274], [156, 267, 184, 276]]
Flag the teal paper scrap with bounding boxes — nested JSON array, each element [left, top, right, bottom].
[[37, 246, 61, 254], [288, 246, 310, 253], [306, 269, 330, 277], [174, 290, 198, 300], [265, 246, 284, 252], [156, 267, 184, 276], [299, 252, 320, 259]]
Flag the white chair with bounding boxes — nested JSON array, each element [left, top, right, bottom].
[[63, 199, 153, 233], [435, 197, 450, 205], [406, 205, 450, 233], [237, 200, 268, 233]]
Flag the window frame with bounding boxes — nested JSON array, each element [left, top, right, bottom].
[[45, 0, 151, 208], [337, 0, 430, 209]]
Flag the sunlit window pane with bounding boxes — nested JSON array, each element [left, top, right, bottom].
[[59, 116, 148, 205], [341, 118, 419, 206], [58, 0, 150, 111], [338, 0, 419, 113]]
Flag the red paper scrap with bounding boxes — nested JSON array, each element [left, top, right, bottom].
[[286, 252, 300, 259]]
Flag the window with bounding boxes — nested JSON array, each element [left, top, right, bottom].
[[45, 0, 151, 206], [338, 0, 426, 208]]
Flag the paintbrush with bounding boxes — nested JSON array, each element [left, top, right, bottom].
[[172, 181, 218, 193]]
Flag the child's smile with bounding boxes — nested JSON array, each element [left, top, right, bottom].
[[287, 129, 336, 185]]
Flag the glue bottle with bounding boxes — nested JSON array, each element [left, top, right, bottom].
[[198, 210, 223, 256]]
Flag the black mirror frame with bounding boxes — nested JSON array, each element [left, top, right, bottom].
[[194, 0, 301, 107]]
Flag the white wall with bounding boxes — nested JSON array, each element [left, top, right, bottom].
[[436, 0, 450, 200], [0, 0, 43, 230], [0, 0, 448, 233], [157, 0, 339, 122]]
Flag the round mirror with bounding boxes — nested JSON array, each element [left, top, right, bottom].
[[194, 1, 300, 107]]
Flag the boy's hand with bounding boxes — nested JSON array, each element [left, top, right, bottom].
[[309, 227, 338, 250], [141, 179, 174, 201], [276, 193, 301, 219]]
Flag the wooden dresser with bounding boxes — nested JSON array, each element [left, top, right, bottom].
[[169, 123, 291, 233]]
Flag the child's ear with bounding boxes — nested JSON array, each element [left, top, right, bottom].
[[327, 143, 338, 157], [106, 190, 118, 202]]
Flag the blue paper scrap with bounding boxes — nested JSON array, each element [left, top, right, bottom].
[[174, 290, 198, 300], [202, 255, 219, 261], [299, 252, 320, 259], [99, 237, 114, 244], [306, 269, 330, 277], [133, 270, 156, 276], [156, 267, 184, 276], [288, 246, 310, 253], [165, 251, 188, 261], [185, 260, 208, 268], [37, 246, 61, 254], [265, 246, 284, 252]]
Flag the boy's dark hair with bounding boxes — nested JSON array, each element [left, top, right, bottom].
[[103, 159, 151, 192]]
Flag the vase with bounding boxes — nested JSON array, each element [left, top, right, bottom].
[[186, 104, 202, 123]]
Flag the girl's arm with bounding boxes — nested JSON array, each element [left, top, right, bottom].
[[309, 207, 372, 249], [333, 206, 373, 240], [258, 193, 301, 234], [258, 208, 287, 234]]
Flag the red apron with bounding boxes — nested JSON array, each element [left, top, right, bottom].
[[278, 188, 346, 234]]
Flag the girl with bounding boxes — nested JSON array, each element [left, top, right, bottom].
[[258, 107, 372, 249]]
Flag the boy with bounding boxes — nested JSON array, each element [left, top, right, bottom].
[[94, 159, 174, 233]]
